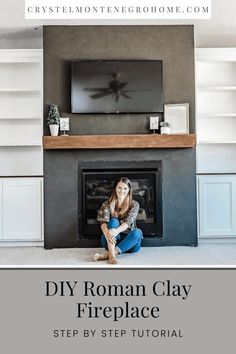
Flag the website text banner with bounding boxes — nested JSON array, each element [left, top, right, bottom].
[[25, 0, 211, 20], [0, 269, 234, 353]]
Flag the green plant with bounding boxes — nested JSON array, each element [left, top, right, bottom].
[[47, 104, 60, 125], [160, 121, 170, 127]]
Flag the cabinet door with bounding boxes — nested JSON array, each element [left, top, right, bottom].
[[198, 175, 236, 237], [2, 178, 43, 240]]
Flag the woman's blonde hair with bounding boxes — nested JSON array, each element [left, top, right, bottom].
[[108, 177, 133, 218]]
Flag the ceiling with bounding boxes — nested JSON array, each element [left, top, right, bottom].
[[0, 0, 235, 47]]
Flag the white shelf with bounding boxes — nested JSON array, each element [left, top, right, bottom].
[[196, 59, 236, 87], [0, 50, 44, 243], [198, 141, 236, 145], [196, 48, 236, 62], [197, 85, 236, 92], [197, 144, 236, 174], [0, 89, 41, 93], [0, 49, 43, 63], [0, 147, 43, 176], [0, 115, 41, 120], [0, 93, 42, 124], [0, 143, 42, 147], [197, 91, 236, 116], [0, 49, 43, 177], [196, 50, 236, 240], [197, 113, 236, 118], [198, 115, 236, 142], [196, 48, 236, 175]]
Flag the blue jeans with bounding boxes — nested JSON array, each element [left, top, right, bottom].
[[101, 217, 142, 254]]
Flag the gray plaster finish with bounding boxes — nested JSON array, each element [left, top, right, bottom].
[[44, 148, 197, 249], [43, 25, 195, 134], [43, 25, 197, 248]]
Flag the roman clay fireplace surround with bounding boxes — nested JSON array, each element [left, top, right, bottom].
[[43, 134, 197, 248], [43, 25, 197, 249]]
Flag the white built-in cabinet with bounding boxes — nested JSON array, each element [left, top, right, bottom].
[[0, 178, 43, 241], [197, 175, 236, 237], [196, 48, 236, 238], [0, 50, 43, 243]]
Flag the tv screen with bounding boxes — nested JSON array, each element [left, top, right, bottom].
[[71, 60, 163, 113]]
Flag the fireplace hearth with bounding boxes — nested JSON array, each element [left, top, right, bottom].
[[78, 161, 162, 239]]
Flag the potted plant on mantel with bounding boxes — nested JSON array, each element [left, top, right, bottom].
[[47, 104, 60, 136]]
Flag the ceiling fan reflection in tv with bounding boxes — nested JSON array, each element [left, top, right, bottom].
[[71, 60, 163, 114]]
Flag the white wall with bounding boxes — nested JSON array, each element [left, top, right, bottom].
[[0, 0, 236, 49], [0, 37, 42, 49], [0, 27, 42, 49]]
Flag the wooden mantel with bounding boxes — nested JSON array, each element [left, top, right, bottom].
[[43, 134, 196, 150]]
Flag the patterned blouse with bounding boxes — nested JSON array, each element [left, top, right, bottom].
[[97, 200, 140, 232]]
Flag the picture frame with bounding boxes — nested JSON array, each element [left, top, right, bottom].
[[149, 115, 160, 131], [164, 103, 189, 134], [60, 117, 69, 131], [59, 117, 70, 136]]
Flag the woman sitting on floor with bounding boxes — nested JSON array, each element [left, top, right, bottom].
[[94, 177, 143, 264]]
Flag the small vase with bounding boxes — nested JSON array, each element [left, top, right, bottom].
[[49, 124, 59, 136], [160, 126, 171, 135]]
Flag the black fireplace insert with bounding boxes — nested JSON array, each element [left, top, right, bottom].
[[78, 161, 162, 239]]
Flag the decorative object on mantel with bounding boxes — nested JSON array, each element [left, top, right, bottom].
[[164, 103, 189, 134], [60, 117, 70, 136], [47, 104, 60, 136], [160, 122, 171, 135], [149, 116, 160, 134]]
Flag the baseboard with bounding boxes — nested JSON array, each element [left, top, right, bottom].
[[0, 239, 235, 247], [199, 237, 236, 244], [0, 241, 44, 247]]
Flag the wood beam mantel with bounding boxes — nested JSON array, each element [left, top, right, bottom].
[[43, 134, 196, 150]]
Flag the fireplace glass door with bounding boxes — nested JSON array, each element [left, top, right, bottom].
[[79, 167, 162, 239]]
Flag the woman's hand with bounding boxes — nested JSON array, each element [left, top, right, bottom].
[[109, 228, 119, 237], [105, 229, 118, 244]]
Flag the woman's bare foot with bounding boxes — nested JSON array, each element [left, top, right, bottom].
[[107, 242, 118, 264], [108, 256, 118, 264], [93, 251, 109, 261]]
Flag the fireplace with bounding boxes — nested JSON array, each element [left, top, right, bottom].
[[43, 25, 197, 249], [78, 161, 162, 239], [44, 146, 197, 248]]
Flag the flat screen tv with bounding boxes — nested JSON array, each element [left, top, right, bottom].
[[71, 60, 163, 113]]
